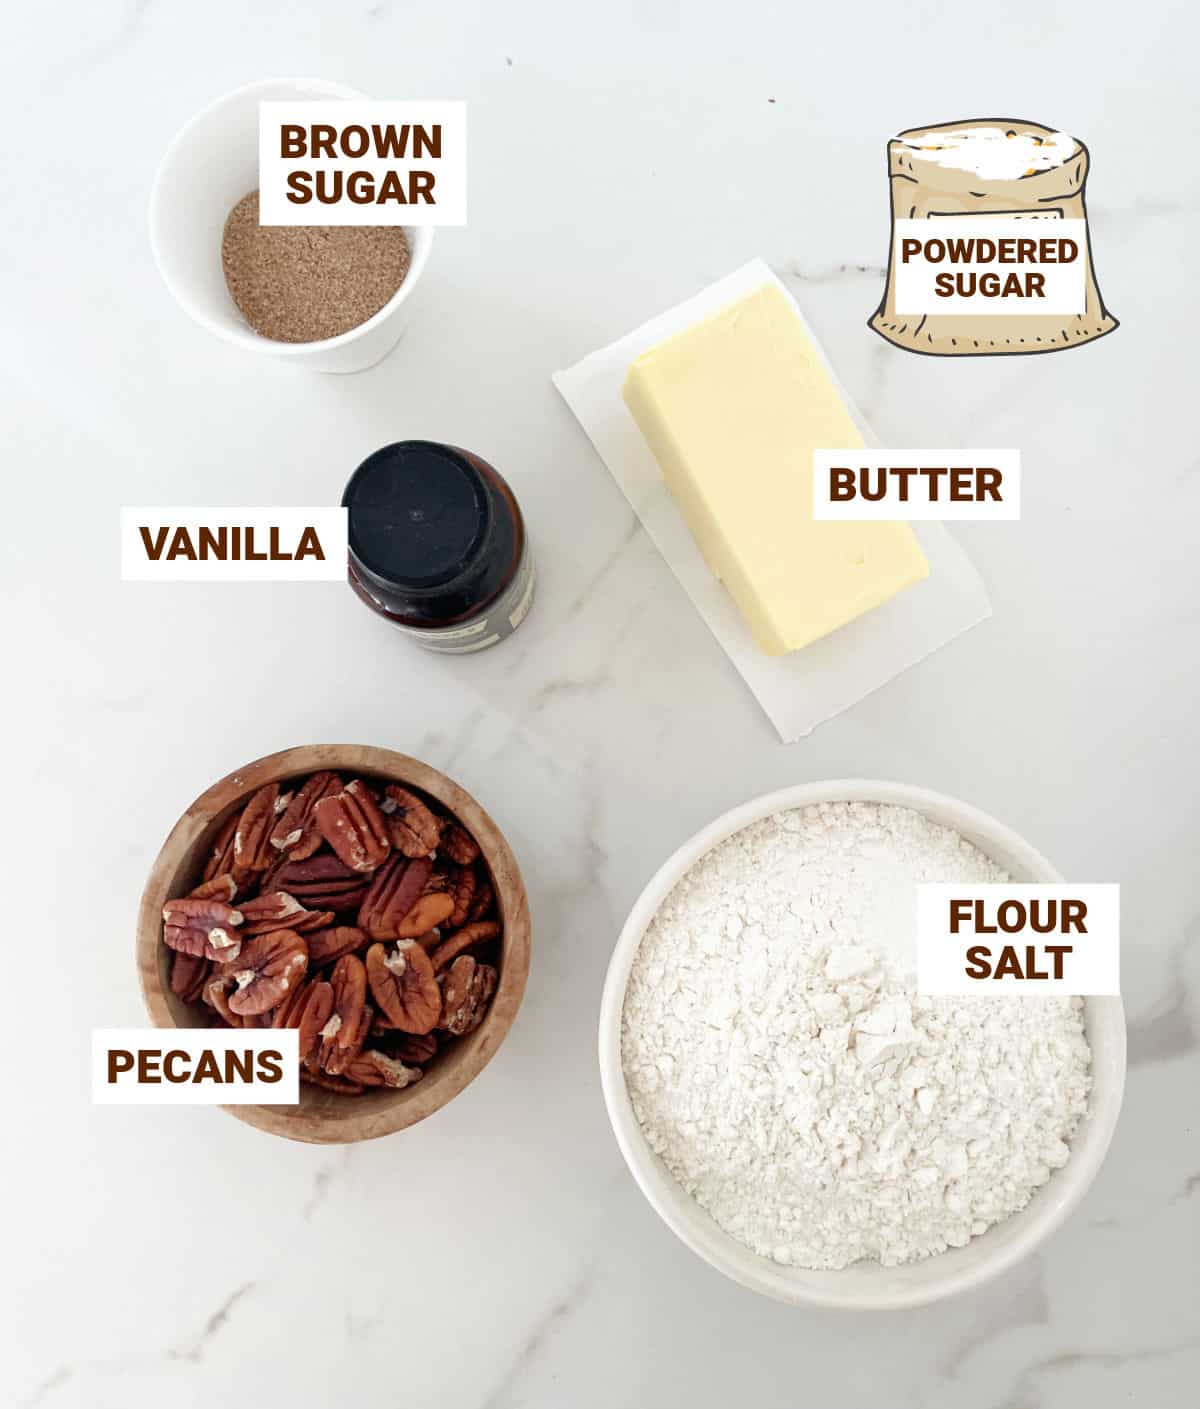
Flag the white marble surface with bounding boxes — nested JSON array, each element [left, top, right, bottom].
[[4, 2, 1199, 1405]]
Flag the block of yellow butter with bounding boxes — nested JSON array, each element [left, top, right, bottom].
[[622, 283, 928, 656]]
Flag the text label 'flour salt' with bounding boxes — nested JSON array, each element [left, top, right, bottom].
[[916, 883, 1120, 995]]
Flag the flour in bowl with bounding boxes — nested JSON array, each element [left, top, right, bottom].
[[620, 802, 1091, 1269]]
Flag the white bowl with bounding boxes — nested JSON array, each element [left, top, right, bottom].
[[149, 78, 435, 374], [599, 779, 1125, 1309]]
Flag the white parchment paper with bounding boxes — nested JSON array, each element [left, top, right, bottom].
[[552, 259, 992, 742]]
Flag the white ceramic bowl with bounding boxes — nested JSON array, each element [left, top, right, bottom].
[[599, 779, 1125, 1309], [149, 78, 435, 373]]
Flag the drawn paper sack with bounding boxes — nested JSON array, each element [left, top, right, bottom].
[[870, 118, 1117, 356]]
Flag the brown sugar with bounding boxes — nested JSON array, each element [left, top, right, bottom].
[[220, 190, 412, 343]]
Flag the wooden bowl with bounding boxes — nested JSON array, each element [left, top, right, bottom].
[[137, 745, 531, 1144]]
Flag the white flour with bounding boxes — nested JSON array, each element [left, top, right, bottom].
[[621, 803, 1091, 1269]]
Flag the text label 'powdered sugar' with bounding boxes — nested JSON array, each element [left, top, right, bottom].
[[120, 507, 347, 582], [812, 450, 1020, 520], [916, 884, 1120, 995], [258, 102, 466, 226], [93, 1029, 299, 1105], [893, 219, 1087, 316]]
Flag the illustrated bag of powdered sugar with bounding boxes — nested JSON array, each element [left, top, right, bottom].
[[870, 118, 1117, 356]]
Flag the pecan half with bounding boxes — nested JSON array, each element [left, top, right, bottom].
[[203, 972, 242, 1027], [170, 951, 210, 1003], [227, 930, 308, 1016], [318, 954, 368, 1074], [365, 940, 442, 1034], [443, 865, 477, 928], [439, 955, 498, 1037], [188, 872, 237, 903], [389, 1031, 438, 1065], [269, 974, 310, 1030], [270, 770, 341, 861], [307, 925, 368, 967], [301, 1069, 364, 1096], [272, 854, 370, 910], [469, 872, 495, 922], [358, 855, 431, 940], [395, 890, 455, 939], [344, 1049, 424, 1089], [429, 920, 500, 973], [381, 784, 441, 859], [162, 897, 244, 963], [439, 822, 480, 866], [233, 783, 287, 880], [294, 980, 334, 1063], [201, 812, 239, 883], [238, 891, 332, 936], [313, 781, 390, 873]]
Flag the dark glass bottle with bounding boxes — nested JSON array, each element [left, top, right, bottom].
[[342, 440, 534, 653]]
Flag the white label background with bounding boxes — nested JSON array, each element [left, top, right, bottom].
[[893, 218, 1087, 316], [121, 508, 347, 582], [93, 1029, 299, 1105], [812, 449, 1021, 520], [259, 101, 467, 225], [916, 884, 1120, 996]]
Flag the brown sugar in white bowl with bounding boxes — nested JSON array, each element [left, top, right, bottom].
[[137, 745, 531, 1144]]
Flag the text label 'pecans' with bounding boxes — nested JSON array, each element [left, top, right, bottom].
[[120, 508, 347, 582], [916, 884, 1120, 995], [92, 1029, 299, 1104]]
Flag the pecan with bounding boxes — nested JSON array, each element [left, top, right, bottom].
[[189, 872, 237, 903], [162, 897, 244, 963], [313, 781, 390, 873], [170, 951, 210, 1003], [468, 872, 495, 923], [395, 890, 455, 939], [429, 921, 500, 973], [232, 783, 287, 880], [201, 811, 239, 882], [269, 974, 310, 1030], [444, 865, 477, 928], [381, 784, 441, 859], [389, 1031, 438, 1065], [270, 770, 341, 860], [301, 1069, 364, 1096], [358, 854, 431, 940], [307, 925, 368, 967], [344, 1049, 424, 1089], [238, 891, 333, 936], [227, 930, 308, 1016], [365, 940, 442, 1034], [439, 955, 498, 1037], [272, 854, 370, 910], [439, 822, 480, 866], [203, 972, 242, 1027], [294, 980, 334, 1063], [318, 954, 368, 1074]]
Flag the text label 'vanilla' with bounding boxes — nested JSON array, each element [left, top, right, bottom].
[[120, 508, 348, 582]]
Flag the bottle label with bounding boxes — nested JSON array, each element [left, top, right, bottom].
[[391, 544, 535, 654]]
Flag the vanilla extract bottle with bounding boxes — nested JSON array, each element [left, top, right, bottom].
[[342, 440, 535, 653]]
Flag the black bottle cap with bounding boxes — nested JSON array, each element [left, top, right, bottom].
[[342, 441, 520, 627]]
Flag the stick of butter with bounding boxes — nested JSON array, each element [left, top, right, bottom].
[[622, 283, 929, 656]]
